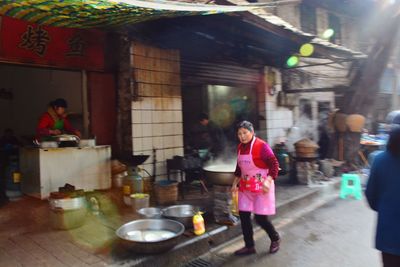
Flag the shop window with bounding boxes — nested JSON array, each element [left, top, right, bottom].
[[300, 99, 312, 119]]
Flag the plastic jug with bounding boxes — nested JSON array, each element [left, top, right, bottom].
[[231, 191, 239, 216], [193, 212, 205, 235]]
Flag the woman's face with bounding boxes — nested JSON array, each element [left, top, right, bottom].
[[237, 127, 254, 144], [54, 106, 66, 116]]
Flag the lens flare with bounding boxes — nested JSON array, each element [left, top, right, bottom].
[[210, 103, 235, 128], [300, 43, 314, 57], [322, 29, 335, 39], [286, 56, 299, 67]]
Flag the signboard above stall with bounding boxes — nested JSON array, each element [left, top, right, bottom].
[[0, 16, 105, 71]]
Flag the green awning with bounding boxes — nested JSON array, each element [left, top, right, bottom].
[[0, 0, 283, 29]]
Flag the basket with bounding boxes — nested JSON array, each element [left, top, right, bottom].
[[154, 180, 178, 205], [294, 138, 319, 158], [346, 114, 365, 132]]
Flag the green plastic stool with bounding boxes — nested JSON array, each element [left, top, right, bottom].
[[340, 174, 362, 200]]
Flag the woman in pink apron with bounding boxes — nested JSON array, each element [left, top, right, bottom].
[[231, 121, 280, 256]]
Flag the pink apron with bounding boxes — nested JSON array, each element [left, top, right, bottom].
[[237, 138, 276, 215]]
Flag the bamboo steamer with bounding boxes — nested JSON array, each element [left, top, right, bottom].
[[294, 138, 319, 158], [346, 114, 365, 132], [334, 113, 348, 132]]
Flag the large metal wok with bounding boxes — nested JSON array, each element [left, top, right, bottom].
[[203, 164, 236, 185], [115, 219, 184, 254]]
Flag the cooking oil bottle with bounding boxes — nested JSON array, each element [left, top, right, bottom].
[[193, 212, 205, 235], [231, 191, 239, 216]]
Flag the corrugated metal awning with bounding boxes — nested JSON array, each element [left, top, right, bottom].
[[0, 0, 284, 28]]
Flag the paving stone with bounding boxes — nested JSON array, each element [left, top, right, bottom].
[[0, 239, 19, 253], [7, 247, 42, 267], [10, 235, 39, 252], [0, 248, 22, 267], [56, 240, 104, 265]]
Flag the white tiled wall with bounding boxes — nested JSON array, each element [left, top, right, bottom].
[[262, 67, 295, 146], [130, 43, 184, 180]]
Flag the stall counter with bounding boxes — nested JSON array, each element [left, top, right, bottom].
[[20, 146, 111, 199]]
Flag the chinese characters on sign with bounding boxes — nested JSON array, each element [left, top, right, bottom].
[[66, 34, 86, 57], [19, 25, 50, 57], [1, 16, 105, 70]]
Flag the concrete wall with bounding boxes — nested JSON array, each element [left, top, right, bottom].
[[130, 42, 183, 180], [275, 3, 301, 29]]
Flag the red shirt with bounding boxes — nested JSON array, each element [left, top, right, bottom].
[[234, 137, 279, 179], [36, 112, 77, 140]]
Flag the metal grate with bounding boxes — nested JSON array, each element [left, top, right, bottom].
[[183, 258, 214, 267]]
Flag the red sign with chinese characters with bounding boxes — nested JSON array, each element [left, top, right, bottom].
[[0, 16, 105, 71]]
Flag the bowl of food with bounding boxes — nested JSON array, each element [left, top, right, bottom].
[[115, 219, 184, 254]]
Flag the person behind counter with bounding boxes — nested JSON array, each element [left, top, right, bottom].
[[189, 113, 226, 158], [231, 120, 280, 256], [36, 98, 81, 141]]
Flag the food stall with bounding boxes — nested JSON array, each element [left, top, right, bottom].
[[20, 143, 111, 199]]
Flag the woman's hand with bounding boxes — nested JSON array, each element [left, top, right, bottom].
[[74, 130, 82, 139], [50, 129, 62, 135], [262, 176, 273, 193], [231, 177, 240, 193]]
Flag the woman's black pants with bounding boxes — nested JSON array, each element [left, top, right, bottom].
[[239, 211, 279, 248], [382, 252, 400, 267]]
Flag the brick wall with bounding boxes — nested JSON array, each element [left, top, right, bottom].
[[131, 42, 184, 180]]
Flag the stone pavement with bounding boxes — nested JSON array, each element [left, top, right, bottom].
[[0, 176, 341, 267]]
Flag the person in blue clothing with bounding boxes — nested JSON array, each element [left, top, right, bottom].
[[366, 126, 400, 267]]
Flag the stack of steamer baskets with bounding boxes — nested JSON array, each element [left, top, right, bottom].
[[294, 138, 319, 158]]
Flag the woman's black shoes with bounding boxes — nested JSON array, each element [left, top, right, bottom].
[[269, 239, 281, 254], [234, 239, 280, 256], [234, 247, 256, 256]]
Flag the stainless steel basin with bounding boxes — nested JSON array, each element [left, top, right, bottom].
[[116, 219, 184, 254], [137, 207, 162, 219], [161, 204, 201, 228]]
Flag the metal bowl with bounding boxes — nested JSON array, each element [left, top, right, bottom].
[[161, 204, 201, 228], [137, 207, 162, 219], [115, 219, 184, 254], [203, 165, 235, 185], [40, 141, 58, 149]]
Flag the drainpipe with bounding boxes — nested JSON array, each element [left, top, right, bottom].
[[81, 70, 89, 138]]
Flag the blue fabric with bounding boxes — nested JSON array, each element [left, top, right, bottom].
[[366, 151, 400, 256]]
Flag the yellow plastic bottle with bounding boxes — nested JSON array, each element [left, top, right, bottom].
[[231, 191, 239, 216], [193, 212, 205, 235]]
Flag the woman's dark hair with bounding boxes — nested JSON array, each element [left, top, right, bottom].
[[236, 120, 254, 132], [387, 126, 400, 157], [198, 113, 209, 121], [50, 98, 68, 108]]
